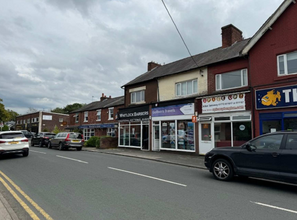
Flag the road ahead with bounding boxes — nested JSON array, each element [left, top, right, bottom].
[[1, 147, 297, 220]]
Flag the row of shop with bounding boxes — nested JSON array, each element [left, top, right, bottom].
[[117, 84, 297, 154]]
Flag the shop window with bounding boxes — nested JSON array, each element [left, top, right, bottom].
[[83, 128, 94, 140], [177, 121, 194, 150], [176, 79, 198, 97], [161, 121, 175, 149], [96, 110, 101, 121], [262, 120, 281, 134], [84, 111, 88, 122], [216, 69, 247, 91], [233, 122, 251, 146], [284, 118, 297, 131], [107, 128, 116, 137], [277, 51, 297, 76], [201, 123, 211, 141], [130, 125, 141, 146], [131, 90, 145, 104], [108, 108, 114, 120], [215, 123, 231, 147], [120, 125, 130, 146]]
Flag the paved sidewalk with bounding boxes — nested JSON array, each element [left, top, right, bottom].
[[0, 193, 19, 220], [83, 147, 207, 169]]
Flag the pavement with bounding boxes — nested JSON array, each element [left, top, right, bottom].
[[0, 147, 206, 219]]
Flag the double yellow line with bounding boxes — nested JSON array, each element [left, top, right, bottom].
[[0, 170, 53, 220]]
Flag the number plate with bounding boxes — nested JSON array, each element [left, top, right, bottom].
[[9, 141, 19, 144], [72, 140, 80, 143]]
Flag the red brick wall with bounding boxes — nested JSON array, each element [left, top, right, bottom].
[[208, 58, 249, 94], [125, 80, 158, 107], [249, 2, 297, 87]]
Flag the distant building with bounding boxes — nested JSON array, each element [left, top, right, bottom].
[[16, 111, 69, 133]]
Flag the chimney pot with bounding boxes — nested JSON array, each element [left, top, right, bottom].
[[221, 24, 243, 48]]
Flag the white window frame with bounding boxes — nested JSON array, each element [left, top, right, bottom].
[[175, 79, 198, 97], [108, 107, 114, 120], [84, 111, 88, 122], [216, 69, 248, 91], [23, 120, 26, 124], [130, 90, 145, 104], [59, 118, 63, 123], [27, 119, 30, 123], [277, 51, 297, 76], [96, 109, 101, 121], [107, 128, 115, 137], [75, 113, 79, 123]]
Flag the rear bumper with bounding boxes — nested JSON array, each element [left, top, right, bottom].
[[0, 148, 29, 155], [64, 143, 83, 148]]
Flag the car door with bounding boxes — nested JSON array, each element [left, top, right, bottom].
[[277, 134, 297, 182], [51, 134, 60, 146], [232, 134, 284, 178]]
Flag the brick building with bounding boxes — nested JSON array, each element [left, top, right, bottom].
[[68, 94, 124, 140], [16, 111, 69, 133]]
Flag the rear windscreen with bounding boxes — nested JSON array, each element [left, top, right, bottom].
[[45, 134, 56, 138], [69, 133, 83, 139], [0, 133, 25, 139]]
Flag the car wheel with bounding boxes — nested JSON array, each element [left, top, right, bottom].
[[59, 142, 64, 151], [212, 159, 234, 181], [39, 141, 43, 147], [23, 150, 29, 157], [47, 142, 52, 149], [77, 147, 82, 151]]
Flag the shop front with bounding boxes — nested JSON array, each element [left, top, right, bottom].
[[117, 106, 150, 150], [198, 92, 252, 155], [255, 85, 297, 135], [79, 123, 116, 140], [151, 103, 195, 152]]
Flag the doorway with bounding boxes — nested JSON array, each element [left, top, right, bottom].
[[141, 125, 149, 150], [199, 122, 213, 155]]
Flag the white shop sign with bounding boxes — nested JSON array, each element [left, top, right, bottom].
[[42, 115, 52, 120], [202, 93, 245, 113]]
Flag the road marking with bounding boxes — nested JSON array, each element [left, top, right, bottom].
[[251, 201, 297, 214], [0, 171, 53, 220], [30, 150, 46, 154], [56, 155, 88, 164], [108, 167, 187, 187]]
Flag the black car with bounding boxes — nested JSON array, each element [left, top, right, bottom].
[[31, 132, 56, 147], [47, 132, 84, 151], [204, 132, 297, 183], [19, 130, 33, 139]]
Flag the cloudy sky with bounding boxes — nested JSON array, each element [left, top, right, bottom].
[[0, 0, 284, 114]]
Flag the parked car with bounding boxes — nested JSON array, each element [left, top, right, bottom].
[[31, 132, 56, 147], [0, 131, 29, 157], [19, 130, 33, 139], [47, 132, 84, 151], [204, 132, 297, 184]]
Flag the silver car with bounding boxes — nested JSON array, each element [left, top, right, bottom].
[[47, 132, 84, 151]]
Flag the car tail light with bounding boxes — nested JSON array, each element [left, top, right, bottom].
[[44, 137, 49, 139], [0, 140, 6, 144], [65, 133, 71, 142], [81, 139, 84, 142], [21, 139, 29, 142]]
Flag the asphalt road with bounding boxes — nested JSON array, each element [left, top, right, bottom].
[[1, 147, 297, 220]]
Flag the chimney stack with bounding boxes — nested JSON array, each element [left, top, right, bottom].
[[148, 61, 161, 71], [221, 24, 243, 48], [100, 93, 112, 101]]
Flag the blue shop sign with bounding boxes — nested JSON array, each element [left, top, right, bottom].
[[152, 103, 194, 117], [256, 85, 297, 110], [79, 124, 115, 129]]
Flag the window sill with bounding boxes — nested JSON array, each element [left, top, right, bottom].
[[108, 118, 114, 121], [131, 101, 146, 105], [274, 74, 297, 81]]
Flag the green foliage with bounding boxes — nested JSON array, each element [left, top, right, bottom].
[[51, 103, 85, 114], [6, 109, 19, 121], [1, 125, 9, 131], [0, 98, 9, 122], [52, 125, 60, 134], [85, 136, 100, 148], [43, 128, 49, 132]]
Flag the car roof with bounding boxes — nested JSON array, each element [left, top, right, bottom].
[[0, 131, 22, 134]]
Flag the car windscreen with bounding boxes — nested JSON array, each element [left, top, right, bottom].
[[69, 133, 83, 139], [0, 133, 25, 139]]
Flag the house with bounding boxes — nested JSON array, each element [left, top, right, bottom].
[[16, 111, 69, 133], [68, 94, 124, 140], [241, 0, 297, 136]]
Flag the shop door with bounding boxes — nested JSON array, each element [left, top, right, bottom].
[[141, 125, 149, 150], [152, 124, 160, 151], [199, 123, 213, 155]]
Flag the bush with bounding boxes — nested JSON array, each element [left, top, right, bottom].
[[52, 125, 60, 134], [85, 136, 100, 148]]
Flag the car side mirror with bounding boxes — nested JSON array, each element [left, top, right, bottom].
[[246, 144, 256, 152]]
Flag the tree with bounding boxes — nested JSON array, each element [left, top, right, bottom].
[[51, 107, 65, 114], [52, 125, 60, 134], [0, 98, 9, 122], [6, 109, 19, 121], [51, 103, 85, 114]]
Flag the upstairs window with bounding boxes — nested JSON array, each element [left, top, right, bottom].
[[84, 112, 88, 122], [176, 79, 198, 96], [131, 90, 145, 104], [97, 110, 101, 121], [75, 113, 79, 123], [108, 108, 114, 120], [278, 51, 297, 76], [216, 69, 247, 91], [27, 119, 30, 123]]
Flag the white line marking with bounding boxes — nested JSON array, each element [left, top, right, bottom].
[[56, 155, 88, 164], [30, 150, 46, 154], [251, 201, 297, 214], [108, 167, 187, 187]]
